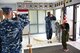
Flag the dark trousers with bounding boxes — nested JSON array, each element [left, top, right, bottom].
[[46, 29, 52, 40], [62, 40, 67, 49], [62, 31, 69, 49]]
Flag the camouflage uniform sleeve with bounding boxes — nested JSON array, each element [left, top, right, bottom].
[[0, 22, 2, 36], [0, 23, 2, 52], [18, 14, 30, 28], [45, 16, 50, 23]]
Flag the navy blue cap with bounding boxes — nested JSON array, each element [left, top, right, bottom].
[[1, 7, 12, 13]]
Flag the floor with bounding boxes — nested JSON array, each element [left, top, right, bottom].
[[22, 33, 80, 53]]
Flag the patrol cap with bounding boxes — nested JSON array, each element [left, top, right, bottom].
[[1, 7, 12, 13]]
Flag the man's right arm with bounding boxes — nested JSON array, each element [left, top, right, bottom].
[[14, 12, 30, 29], [18, 14, 30, 28]]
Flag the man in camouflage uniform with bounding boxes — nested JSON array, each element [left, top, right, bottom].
[[45, 12, 56, 43], [0, 7, 29, 53]]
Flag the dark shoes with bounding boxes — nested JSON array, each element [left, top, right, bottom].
[[50, 41, 52, 43], [47, 40, 52, 43]]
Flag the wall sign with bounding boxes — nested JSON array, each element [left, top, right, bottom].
[[17, 2, 54, 10]]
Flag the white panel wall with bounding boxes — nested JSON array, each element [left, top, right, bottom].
[[76, 4, 80, 40], [0, 0, 24, 3], [0, 0, 59, 3], [38, 10, 45, 33], [32, 0, 59, 2]]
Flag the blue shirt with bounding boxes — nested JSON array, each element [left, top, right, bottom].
[[0, 14, 29, 53]]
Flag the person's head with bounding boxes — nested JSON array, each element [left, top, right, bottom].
[[62, 14, 67, 24], [63, 20, 67, 23], [47, 12, 51, 16], [62, 18, 67, 24], [1, 7, 12, 19]]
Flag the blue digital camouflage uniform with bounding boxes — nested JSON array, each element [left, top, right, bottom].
[[0, 14, 29, 53], [45, 16, 52, 40], [45, 15, 56, 40]]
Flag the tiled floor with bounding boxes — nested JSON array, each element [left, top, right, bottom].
[[22, 33, 58, 48], [22, 33, 80, 53]]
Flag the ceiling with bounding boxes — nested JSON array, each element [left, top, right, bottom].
[[0, 0, 63, 3]]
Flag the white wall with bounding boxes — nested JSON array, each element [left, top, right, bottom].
[[0, 0, 59, 3], [76, 4, 80, 40], [0, 0, 24, 3], [0, 0, 60, 10], [32, 0, 59, 2]]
